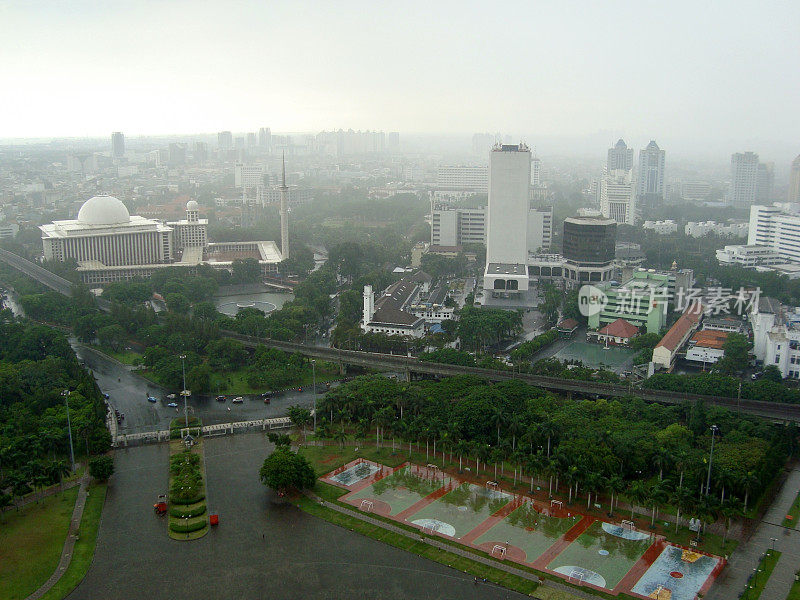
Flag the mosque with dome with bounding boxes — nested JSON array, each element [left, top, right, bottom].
[[40, 194, 283, 283]]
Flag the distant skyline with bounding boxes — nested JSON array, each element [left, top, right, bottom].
[[1, 1, 798, 159]]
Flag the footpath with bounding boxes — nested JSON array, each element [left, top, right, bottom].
[[24, 474, 90, 600], [707, 467, 800, 600]]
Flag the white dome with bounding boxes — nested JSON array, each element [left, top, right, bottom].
[[186, 200, 199, 211], [77, 195, 130, 225]]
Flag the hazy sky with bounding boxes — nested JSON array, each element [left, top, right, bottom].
[[1, 0, 798, 149]]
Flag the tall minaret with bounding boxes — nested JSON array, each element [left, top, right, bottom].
[[279, 152, 289, 260]]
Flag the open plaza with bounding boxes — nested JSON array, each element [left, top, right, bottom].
[[323, 459, 725, 600]]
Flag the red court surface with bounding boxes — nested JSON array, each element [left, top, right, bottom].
[[321, 461, 725, 598]]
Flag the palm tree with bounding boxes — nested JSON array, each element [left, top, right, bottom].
[[649, 482, 669, 527], [507, 415, 525, 452], [490, 448, 504, 480], [564, 465, 579, 504], [653, 448, 673, 481], [333, 426, 349, 449], [671, 486, 694, 533], [627, 481, 649, 520], [510, 451, 524, 487], [607, 475, 625, 517], [584, 472, 605, 511], [740, 471, 760, 513], [491, 408, 505, 446], [477, 443, 491, 475], [720, 497, 744, 545], [526, 452, 545, 493], [697, 494, 720, 536], [539, 421, 559, 458], [454, 440, 470, 472]]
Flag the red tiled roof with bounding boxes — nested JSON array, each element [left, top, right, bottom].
[[656, 304, 703, 351], [598, 318, 639, 339], [690, 329, 728, 349]]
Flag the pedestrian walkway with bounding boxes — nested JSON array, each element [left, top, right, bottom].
[[307, 491, 605, 599], [707, 468, 800, 600], [24, 474, 90, 600], [2, 477, 81, 513]]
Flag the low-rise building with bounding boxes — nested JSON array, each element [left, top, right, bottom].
[[716, 245, 781, 268], [643, 220, 678, 235], [685, 330, 729, 365], [652, 305, 704, 370], [588, 318, 639, 346], [685, 221, 748, 238]]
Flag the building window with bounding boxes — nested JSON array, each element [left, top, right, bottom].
[[775, 355, 781, 363]]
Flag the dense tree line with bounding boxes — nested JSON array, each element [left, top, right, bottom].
[[317, 374, 794, 529], [0, 316, 110, 509]]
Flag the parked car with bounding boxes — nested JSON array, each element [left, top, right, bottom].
[[102, 392, 110, 399], [147, 396, 158, 403], [232, 396, 244, 403], [260, 391, 273, 398], [167, 402, 178, 408], [215, 395, 227, 402], [166, 393, 177, 400]]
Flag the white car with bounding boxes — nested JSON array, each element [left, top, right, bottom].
[[167, 402, 178, 408], [232, 396, 244, 404]]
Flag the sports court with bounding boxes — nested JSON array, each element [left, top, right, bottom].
[[473, 499, 581, 564], [343, 464, 445, 516], [406, 482, 512, 538], [322, 461, 724, 598], [546, 520, 653, 589]]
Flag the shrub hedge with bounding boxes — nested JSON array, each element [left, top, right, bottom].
[[169, 519, 207, 533], [169, 503, 207, 518], [170, 493, 205, 505]]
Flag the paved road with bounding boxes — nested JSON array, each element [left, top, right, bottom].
[[73, 343, 332, 436], [707, 467, 800, 600], [68, 435, 525, 600]]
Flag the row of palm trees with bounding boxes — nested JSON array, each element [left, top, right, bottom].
[[304, 411, 752, 539]]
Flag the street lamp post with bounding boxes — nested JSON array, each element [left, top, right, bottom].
[[179, 354, 188, 428], [770, 537, 778, 552], [311, 359, 317, 436], [705, 424, 719, 496], [61, 390, 76, 473]]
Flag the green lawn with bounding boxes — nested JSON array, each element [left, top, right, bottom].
[[0, 487, 79, 600], [39, 483, 107, 600], [89, 345, 142, 365], [783, 491, 800, 528], [785, 576, 800, 600], [741, 549, 781, 599], [212, 363, 341, 395]]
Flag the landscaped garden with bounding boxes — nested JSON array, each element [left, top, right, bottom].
[[168, 438, 209, 540]]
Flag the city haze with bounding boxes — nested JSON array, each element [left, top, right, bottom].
[[1, 0, 798, 158]]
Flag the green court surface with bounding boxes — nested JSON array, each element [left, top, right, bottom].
[[474, 502, 581, 563], [347, 466, 443, 515], [408, 483, 512, 539], [546, 520, 652, 589], [552, 341, 635, 373]]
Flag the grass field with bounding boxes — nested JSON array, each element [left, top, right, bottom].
[[89, 345, 142, 365], [786, 577, 800, 600], [0, 487, 79, 600], [783, 491, 800, 528], [741, 549, 781, 599], [39, 483, 107, 600]]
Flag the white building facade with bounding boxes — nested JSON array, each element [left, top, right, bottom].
[[435, 166, 489, 192], [601, 169, 637, 225]]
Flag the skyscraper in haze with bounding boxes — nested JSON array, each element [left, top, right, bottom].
[[111, 132, 125, 158], [607, 139, 633, 172], [601, 169, 637, 225], [730, 152, 759, 208], [258, 127, 271, 150], [756, 162, 774, 203], [637, 140, 666, 213], [790, 155, 800, 203], [217, 131, 233, 151]]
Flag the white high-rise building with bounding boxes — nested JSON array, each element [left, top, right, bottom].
[[601, 169, 637, 225], [483, 143, 532, 294], [235, 163, 266, 188], [111, 132, 125, 158], [730, 152, 760, 208], [430, 203, 486, 247], [531, 156, 541, 187], [527, 206, 553, 252], [637, 140, 665, 203], [747, 203, 800, 264], [607, 139, 633, 172], [435, 166, 489, 192]]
